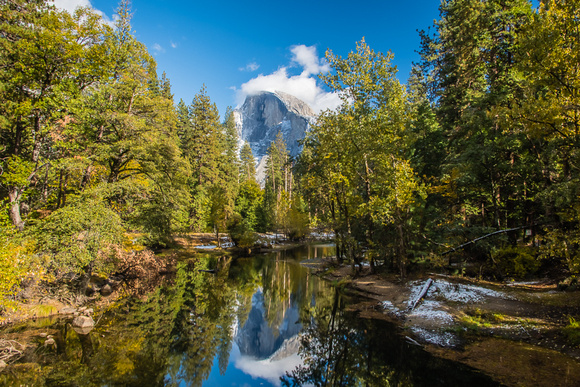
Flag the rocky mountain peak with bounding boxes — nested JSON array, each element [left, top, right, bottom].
[[234, 91, 316, 184]]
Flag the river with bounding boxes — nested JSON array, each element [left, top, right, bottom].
[[1, 244, 503, 386]]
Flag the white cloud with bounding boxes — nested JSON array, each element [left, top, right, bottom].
[[239, 62, 260, 72], [51, 0, 114, 26], [290, 45, 330, 76], [170, 41, 178, 49], [236, 45, 341, 114], [152, 43, 165, 54]]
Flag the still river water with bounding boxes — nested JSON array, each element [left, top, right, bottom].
[[1, 244, 502, 386]]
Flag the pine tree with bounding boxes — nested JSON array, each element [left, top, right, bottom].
[[239, 142, 257, 183]]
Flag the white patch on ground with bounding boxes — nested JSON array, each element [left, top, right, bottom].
[[407, 279, 511, 306], [379, 278, 514, 347], [410, 327, 460, 347], [380, 300, 404, 318], [408, 300, 454, 325], [195, 245, 217, 250], [309, 231, 335, 239]]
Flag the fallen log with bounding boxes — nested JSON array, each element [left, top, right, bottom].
[[409, 278, 433, 311], [441, 225, 531, 256]]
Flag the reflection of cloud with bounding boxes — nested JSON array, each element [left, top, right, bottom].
[[240, 62, 260, 72], [52, 0, 114, 26], [236, 45, 341, 114], [233, 350, 304, 387]]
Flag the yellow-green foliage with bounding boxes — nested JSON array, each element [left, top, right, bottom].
[[563, 316, 580, 347], [0, 208, 28, 318]]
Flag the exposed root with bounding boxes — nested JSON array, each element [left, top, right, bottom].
[[0, 339, 26, 364]]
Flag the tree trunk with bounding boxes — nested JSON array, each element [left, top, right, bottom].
[[8, 187, 24, 230]]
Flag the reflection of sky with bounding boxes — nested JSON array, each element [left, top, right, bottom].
[[200, 342, 304, 387], [175, 287, 306, 386]]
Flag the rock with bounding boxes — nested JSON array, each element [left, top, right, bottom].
[[100, 284, 112, 296], [44, 338, 56, 347], [39, 332, 48, 338], [59, 307, 77, 315], [84, 308, 94, 315], [73, 326, 94, 335], [78, 307, 87, 313], [234, 91, 315, 185], [0, 360, 6, 371], [72, 315, 94, 329]]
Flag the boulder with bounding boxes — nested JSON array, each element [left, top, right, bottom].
[[59, 307, 77, 315], [72, 315, 94, 329], [44, 338, 56, 347]]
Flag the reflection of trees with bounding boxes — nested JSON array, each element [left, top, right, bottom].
[[283, 289, 502, 387], [3, 258, 239, 386], [167, 257, 237, 386], [2, 246, 341, 386], [231, 249, 335, 360]]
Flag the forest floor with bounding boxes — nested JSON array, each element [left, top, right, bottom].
[[316, 262, 580, 387]]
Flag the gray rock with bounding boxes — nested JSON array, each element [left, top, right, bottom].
[[234, 91, 315, 185], [59, 307, 77, 314], [72, 315, 94, 328], [39, 332, 48, 338], [44, 338, 56, 347], [84, 308, 94, 315], [0, 360, 6, 371]]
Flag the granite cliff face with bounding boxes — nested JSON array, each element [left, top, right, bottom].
[[234, 91, 315, 183]]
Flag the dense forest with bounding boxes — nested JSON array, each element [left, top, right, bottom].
[[1, 0, 579, 317]]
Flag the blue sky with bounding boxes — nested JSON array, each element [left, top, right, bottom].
[[54, 0, 442, 117]]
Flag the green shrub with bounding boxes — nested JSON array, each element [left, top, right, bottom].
[[227, 214, 257, 248], [563, 316, 580, 347], [492, 245, 540, 279]]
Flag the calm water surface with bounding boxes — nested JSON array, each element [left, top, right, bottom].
[[1, 244, 500, 386]]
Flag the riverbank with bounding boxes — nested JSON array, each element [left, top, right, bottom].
[[316, 261, 580, 386], [0, 232, 318, 326]]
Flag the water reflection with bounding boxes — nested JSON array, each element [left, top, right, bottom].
[[1, 244, 501, 386]]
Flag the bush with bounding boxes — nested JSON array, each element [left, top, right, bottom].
[[227, 214, 257, 248], [492, 245, 540, 279], [33, 200, 125, 277]]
